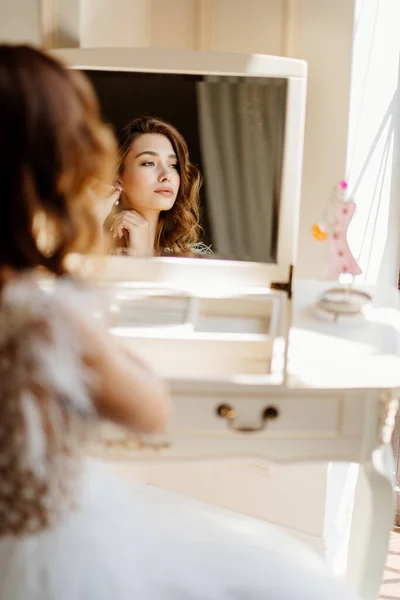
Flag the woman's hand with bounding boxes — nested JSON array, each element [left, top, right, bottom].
[[110, 210, 150, 257], [90, 182, 122, 227]]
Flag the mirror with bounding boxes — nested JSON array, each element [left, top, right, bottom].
[[84, 70, 287, 263]]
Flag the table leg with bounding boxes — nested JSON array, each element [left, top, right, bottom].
[[346, 443, 395, 600]]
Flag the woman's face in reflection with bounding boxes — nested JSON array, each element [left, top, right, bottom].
[[119, 133, 180, 213]]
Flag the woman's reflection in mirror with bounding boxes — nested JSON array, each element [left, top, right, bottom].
[[104, 116, 211, 257]]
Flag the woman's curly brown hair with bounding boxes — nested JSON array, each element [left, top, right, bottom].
[[117, 116, 201, 256], [0, 44, 116, 276]]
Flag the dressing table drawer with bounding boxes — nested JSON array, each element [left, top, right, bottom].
[[90, 389, 370, 462], [169, 392, 343, 437]]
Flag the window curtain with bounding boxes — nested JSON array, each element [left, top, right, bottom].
[[196, 77, 286, 263]]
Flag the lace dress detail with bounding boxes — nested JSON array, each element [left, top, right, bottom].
[[0, 276, 96, 536]]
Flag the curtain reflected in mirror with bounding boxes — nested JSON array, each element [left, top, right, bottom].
[[197, 78, 286, 263]]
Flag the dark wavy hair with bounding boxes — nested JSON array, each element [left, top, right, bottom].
[[0, 44, 116, 276], [117, 116, 201, 256]]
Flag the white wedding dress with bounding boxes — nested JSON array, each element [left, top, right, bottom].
[[0, 274, 361, 600]]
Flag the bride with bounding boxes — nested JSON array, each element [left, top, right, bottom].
[[0, 44, 359, 600]]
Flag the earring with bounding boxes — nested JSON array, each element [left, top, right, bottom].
[[111, 183, 123, 205]]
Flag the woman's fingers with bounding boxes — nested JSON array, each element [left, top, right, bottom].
[[112, 215, 143, 231], [111, 217, 137, 240], [109, 210, 149, 255], [111, 214, 144, 231], [112, 211, 146, 226], [110, 210, 148, 239]]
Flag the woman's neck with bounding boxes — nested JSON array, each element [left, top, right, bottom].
[[141, 210, 160, 256]]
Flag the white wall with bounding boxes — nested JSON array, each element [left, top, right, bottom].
[[209, 0, 285, 54], [294, 1, 355, 278], [80, 0, 151, 48], [150, 0, 198, 50], [0, 0, 42, 46]]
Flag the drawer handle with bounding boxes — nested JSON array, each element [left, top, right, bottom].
[[216, 404, 279, 433]]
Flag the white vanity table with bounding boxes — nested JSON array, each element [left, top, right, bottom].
[[84, 261, 400, 600], [53, 46, 400, 600]]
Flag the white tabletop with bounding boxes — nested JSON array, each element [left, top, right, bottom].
[[288, 280, 400, 390]]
